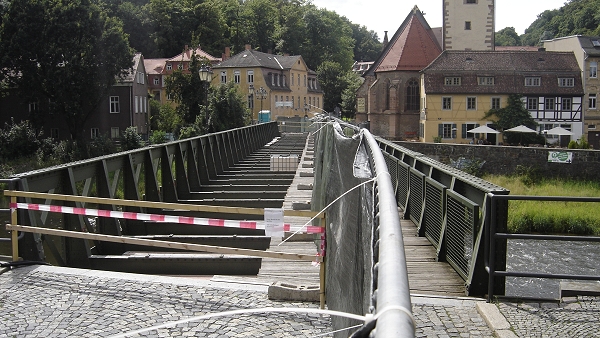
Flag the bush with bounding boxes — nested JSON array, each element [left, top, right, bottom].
[[0, 118, 41, 160], [121, 126, 144, 150], [149, 130, 167, 144], [88, 134, 116, 158]]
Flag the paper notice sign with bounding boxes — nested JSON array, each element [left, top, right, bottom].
[[264, 208, 284, 237]]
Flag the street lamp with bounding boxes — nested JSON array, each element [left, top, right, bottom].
[[198, 65, 213, 105], [256, 86, 268, 112]]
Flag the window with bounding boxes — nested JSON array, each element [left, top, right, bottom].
[[589, 124, 597, 130], [50, 128, 59, 139], [478, 77, 494, 85], [220, 71, 227, 83], [138, 72, 145, 84], [298, 74, 300, 86], [144, 96, 147, 113], [110, 96, 120, 113], [465, 21, 471, 30], [271, 73, 275, 86], [28, 102, 38, 112], [444, 77, 461, 86], [291, 96, 294, 107], [467, 97, 477, 110], [491, 97, 501, 110], [166, 63, 172, 71], [561, 97, 572, 111], [291, 73, 294, 85], [405, 79, 420, 110], [439, 123, 456, 139], [590, 62, 598, 78], [153, 77, 159, 85], [442, 97, 452, 110], [134, 96, 139, 113], [525, 77, 541, 86], [466, 0, 477, 3], [545, 97, 555, 111], [234, 70, 240, 84], [111, 127, 120, 139], [304, 75, 307, 87], [247, 70, 254, 84], [590, 94, 597, 109], [463, 123, 479, 139], [283, 75, 286, 87], [177, 63, 183, 70], [558, 78, 574, 87], [527, 97, 538, 110], [91, 128, 99, 139]]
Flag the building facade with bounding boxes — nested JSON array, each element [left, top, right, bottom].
[[0, 53, 149, 141], [355, 7, 442, 140], [210, 46, 323, 121], [420, 51, 584, 145], [443, 0, 495, 51], [544, 35, 600, 149], [144, 46, 221, 107]]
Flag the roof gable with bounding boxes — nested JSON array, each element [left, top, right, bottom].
[[367, 7, 442, 75], [215, 50, 311, 72]]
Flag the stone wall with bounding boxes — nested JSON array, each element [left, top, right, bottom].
[[396, 141, 600, 181]]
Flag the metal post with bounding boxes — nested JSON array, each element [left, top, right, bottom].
[[11, 195, 18, 261]]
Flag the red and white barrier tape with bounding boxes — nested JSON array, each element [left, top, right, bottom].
[[10, 203, 324, 234]]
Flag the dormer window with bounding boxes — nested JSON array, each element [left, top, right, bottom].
[[166, 63, 172, 71], [592, 40, 600, 47], [525, 77, 541, 86], [558, 78, 574, 87], [177, 64, 183, 70], [478, 77, 494, 85], [444, 77, 461, 86]]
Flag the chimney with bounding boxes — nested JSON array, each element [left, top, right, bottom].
[[284, 53, 290, 57], [267, 49, 272, 55], [222, 46, 231, 61], [245, 44, 252, 51], [383, 31, 389, 50]]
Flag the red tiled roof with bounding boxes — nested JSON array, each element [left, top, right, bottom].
[[143, 58, 168, 75], [375, 12, 442, 72], [167, 47, 221, 63]]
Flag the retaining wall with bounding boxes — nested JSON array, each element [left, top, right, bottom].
[[396, 142, 600, 181]]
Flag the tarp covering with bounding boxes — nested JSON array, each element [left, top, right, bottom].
[[312, 122, 374, 337]]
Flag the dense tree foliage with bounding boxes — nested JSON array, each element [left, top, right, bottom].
[[495, 0, 600, 47], [165, 52, 211, 124], [483, 94, 541, 145], [0, 0, 133, 142]]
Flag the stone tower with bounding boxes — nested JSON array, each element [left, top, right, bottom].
[[443, 0, 495, 50]]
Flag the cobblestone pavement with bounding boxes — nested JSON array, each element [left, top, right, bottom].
[[2, 265, 600, 337], [0, 266, 331, 338], [496, 296, 600, 338]]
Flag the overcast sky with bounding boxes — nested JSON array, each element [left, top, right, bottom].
[[311, 0, 568, 40]]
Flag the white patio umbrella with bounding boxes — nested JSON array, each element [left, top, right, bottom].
[[505, 125, 537, 145], [546, 126, 573, 136], [505, 125, 537, 133], [466, 125, 500, 134]]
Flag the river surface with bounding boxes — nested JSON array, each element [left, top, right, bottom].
[[505, 239, 600, 299]]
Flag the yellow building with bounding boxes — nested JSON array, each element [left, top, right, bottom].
[[420, 50, 584, 144], [211, 46, 323, 121]]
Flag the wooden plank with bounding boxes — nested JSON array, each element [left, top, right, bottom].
[[5, 224, 319, 262], [3, 190, 324, 219]]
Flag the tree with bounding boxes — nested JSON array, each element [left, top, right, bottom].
[[340, 71, 363, 119], [165, 52, 210, 125], [483, 94, 539, 144], [0, 0, 133, 142], [317, 61, 347, 113], [204, 82, 251, 133], [350, 23, 382, 62], [495, 27, 522, 46]]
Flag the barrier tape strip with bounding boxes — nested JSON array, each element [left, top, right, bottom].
[[10, 203, 324, 234]]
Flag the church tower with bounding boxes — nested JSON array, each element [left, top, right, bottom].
[[443, 0, 495, 50]]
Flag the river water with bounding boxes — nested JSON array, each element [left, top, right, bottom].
[[505, 239, 600, 299]]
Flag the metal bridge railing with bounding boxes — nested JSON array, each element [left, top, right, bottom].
[[485, 194, 600, 302], [315, 117, 413, 337]]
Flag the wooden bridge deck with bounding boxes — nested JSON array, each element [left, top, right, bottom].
[[214, 132, 467, 298], [401, 216, 467, 297]]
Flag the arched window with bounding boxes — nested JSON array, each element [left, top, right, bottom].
[[384, 79, 391, 110], [406, 79, 420, 111]]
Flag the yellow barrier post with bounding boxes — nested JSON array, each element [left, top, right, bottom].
[[10, 195, 18, 261]]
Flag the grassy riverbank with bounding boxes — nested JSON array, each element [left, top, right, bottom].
[[483, 175, 600, 235]]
